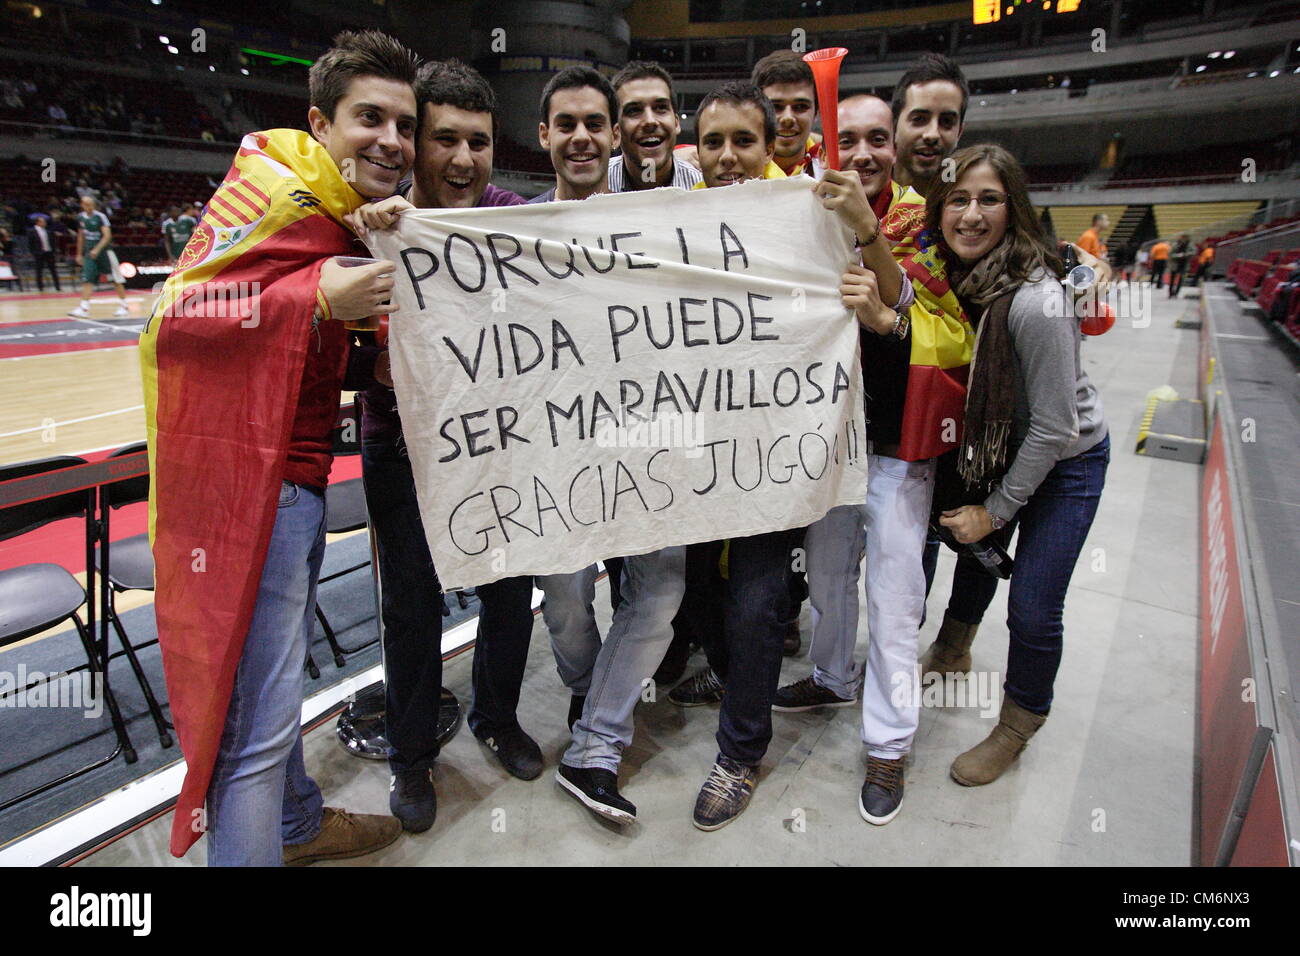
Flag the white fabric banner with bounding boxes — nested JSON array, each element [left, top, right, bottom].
[[367, 176, 869, 590]]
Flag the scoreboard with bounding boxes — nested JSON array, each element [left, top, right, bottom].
[[973, 0, 1083, 24]]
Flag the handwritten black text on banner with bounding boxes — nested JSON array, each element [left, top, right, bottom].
[[367, 177, 869, 590]]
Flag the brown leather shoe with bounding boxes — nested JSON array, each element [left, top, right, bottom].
[[282, 807, 402, 866]]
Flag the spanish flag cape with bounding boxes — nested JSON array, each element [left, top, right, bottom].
[[897, 243, 976, 460], [877, 179, 926, 261], [139, 129, 365, 857]]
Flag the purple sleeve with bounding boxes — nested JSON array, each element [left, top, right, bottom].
[[479, 184, 528, 207]]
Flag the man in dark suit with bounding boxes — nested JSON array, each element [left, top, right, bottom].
[[30, 214, 61, 291]]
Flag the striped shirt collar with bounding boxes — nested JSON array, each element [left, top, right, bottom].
[[608, 156, 702, 193]]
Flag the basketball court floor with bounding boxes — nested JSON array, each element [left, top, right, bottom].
[[2, 278, 1206, 866]]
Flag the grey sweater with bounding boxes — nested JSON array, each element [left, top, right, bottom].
[[983, 272, 1108, 522]]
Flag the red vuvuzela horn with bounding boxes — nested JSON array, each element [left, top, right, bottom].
[[1080, 302, 1115, 336], [802, 47, 848, 171]]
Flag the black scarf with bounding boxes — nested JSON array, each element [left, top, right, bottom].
[[956, 288, 1018, 491]]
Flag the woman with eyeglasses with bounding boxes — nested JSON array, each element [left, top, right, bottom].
[[906, 143, 1110, 785]]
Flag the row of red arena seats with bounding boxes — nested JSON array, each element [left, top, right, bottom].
[[1207, 213, 1300, 247], [1227, 250, 1300, 342]]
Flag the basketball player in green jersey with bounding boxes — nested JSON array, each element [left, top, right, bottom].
[[164, 203, 199, 264], [70, 195, 130, 318]]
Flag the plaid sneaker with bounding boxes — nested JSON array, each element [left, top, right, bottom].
[[858, 755, 905, 826], [771, 675, 857, 712], [669, 667, 724, 707], [692, 754, 758, 831]]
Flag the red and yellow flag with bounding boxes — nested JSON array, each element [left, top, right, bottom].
[[139, 129, 365, 857], [879, 179, 926, 262], [898, 244, 975, 461]]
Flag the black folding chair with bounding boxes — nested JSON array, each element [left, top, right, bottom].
[[0, 455, 137, 812], [93, 441, 172, 749]]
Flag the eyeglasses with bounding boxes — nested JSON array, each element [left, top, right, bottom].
[[944, 193, 1007, 212]]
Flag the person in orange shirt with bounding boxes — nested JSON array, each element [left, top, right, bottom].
[[1149, 238, 1171, 287], [1193, 243, 1215, 285], [1077, 213, 1109, 260]]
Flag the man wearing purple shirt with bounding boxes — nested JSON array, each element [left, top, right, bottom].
[[345, 60, 529, 832]]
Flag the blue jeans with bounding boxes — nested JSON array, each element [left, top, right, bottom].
[[922, 532, 1001, 627], [716, 527, 805, 766], [207, 480, 326, 867], [361, 438, 444, 773], [468, 574, 536, 737], [539, 565, 602, 695], [1004, 435, 1110, 714], [561, 547, 686, 772]]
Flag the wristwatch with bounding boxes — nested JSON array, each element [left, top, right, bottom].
[[989, 513, 1007, 531], [890, 308, 910, 339]]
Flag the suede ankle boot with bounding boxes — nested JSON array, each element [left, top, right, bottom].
[[950, 695, 1047, 786], [919, 612, 979, 681]]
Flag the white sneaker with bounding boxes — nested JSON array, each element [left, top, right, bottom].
[[113, 305, 130, 317], [68, 305, 90, 318]]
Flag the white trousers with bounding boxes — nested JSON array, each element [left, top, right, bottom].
[[805, 453, 935, 757]]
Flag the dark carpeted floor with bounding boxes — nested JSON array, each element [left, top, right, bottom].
[[0, 534, 480, 847]]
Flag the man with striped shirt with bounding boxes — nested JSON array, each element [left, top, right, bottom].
[[607, 61, 701, 193]]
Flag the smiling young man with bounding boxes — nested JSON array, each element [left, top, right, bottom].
[[343, 58, 529, 827], [752, 49, 823, 178], [694, 82, 786, 188], [685, 82, 902, 831], [773, 93, 956, 827], [659, 84, 791, 716], [142, 30, 420, 866], [891, 53, 967, 196], [608, 60, 701, 192], [511, 66, 689, 826], [530, 66, 619, 204]]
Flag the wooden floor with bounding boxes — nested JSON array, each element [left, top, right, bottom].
[[1, 289, 150, 465]]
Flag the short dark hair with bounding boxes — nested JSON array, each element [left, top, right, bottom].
[[751, 49, 815, 96], [539, 66, 618, 125], [611, 60, 676, 98], [891, 52, 969, 126], [1092, 213, 1107, 225], [416, 58, 497, 136], [309, 30, 420, 122], [697, 81, 776, 145]]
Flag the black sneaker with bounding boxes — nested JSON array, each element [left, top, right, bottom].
[[389, 768, 437, 833], [693, 754, 758, 831], [669, 667, 724, 707], [473, 724, 543, 780], [858, 755, 905, 825], [567, 694, 586, 731], [771, 675, 857, 712], [556, 763, 636, 825]]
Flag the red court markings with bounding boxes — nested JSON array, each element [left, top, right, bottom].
[[0, 341, 137, 358], [0, 453, 364, 575], [0, 289, 153, 304]]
